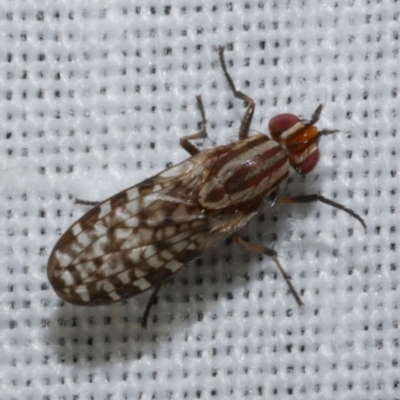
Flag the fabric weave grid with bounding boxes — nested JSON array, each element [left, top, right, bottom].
[[0, 1, 398, 399]]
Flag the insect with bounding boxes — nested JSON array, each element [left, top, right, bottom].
[[48, 47, 365, 327]]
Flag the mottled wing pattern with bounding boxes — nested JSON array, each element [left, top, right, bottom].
[[48, 152, 256, 305]]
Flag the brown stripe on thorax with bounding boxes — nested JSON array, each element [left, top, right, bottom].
[[223, 144, 285, 190], [210, 134, 271, 177], [226, 153, 288, 195], [215, 168, 289, 214]]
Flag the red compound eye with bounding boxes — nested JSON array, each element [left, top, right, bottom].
[[298, 149, 320, 174], [269, 113, 300, 137]]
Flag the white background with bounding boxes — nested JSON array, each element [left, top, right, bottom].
[[0, 1, 398, 399]]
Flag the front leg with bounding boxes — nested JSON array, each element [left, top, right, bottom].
[[218, 46, 255, 140], [276, 194, 366, 230], [179, 95, 208, 156]]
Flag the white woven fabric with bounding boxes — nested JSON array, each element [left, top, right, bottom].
[[0, 1, 398, 399]]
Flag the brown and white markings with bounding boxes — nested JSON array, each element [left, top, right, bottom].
[[48, 47, 366, 326]]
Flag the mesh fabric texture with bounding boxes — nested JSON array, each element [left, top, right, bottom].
[[0, 1, 398, 399]]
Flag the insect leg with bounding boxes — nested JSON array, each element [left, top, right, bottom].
[[141, 282, 163, 328], [74, 198, 100, 206], [218, 46, 255, 140], [276, 194, 366, 231], [233, 235, 303, 307], [179, 95, 208, 156]]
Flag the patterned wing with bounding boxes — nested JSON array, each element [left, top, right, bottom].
[[48, 154, 256, 305]]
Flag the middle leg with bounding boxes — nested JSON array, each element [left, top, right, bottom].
[[233, 234, 303, 307]]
